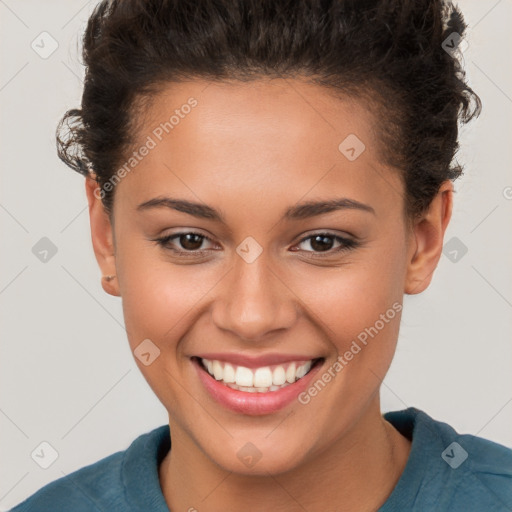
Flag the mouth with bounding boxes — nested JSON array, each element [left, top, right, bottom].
[[196, 357, 323, 392], [191, 355, 325, 415]]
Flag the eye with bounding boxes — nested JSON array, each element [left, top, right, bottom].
[[153, 231, 217, 255], [293, 232, 359, 255]]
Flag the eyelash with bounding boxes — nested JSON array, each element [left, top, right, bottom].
[[153, 231, 359, 258]]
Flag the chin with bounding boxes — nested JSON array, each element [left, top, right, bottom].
[[205, 435, 311, 476]]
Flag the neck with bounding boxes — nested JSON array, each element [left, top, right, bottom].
[[159, 398, 411, 512]]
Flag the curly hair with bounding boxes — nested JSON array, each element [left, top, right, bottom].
[[56, 0, 482, 222]]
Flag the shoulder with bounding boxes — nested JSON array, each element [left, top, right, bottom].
[[384, 407, 512, 511], [411, 407, 512, 473], [9, 425, 170, 512], [9, 451, 126, 512], [429, 411, 512, 508]]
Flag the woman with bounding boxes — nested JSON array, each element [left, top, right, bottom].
[[10, 0, 512, 510]]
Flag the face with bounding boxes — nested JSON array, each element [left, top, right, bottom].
[[87, 78, 451, 475]]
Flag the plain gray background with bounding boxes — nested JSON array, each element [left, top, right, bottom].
[[1, 0, 511, 509]]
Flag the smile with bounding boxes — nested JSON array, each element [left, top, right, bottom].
[[192, 355, 325, 415], [199, 358, 316, 392]]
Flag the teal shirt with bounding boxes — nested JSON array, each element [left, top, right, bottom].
[[10, 407, 512, 511]]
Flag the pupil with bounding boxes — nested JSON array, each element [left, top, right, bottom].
[[181, 233, 203, 250], [311, 235, 333, 252]]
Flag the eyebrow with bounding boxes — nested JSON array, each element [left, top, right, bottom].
[[136, 196, 376, 222]]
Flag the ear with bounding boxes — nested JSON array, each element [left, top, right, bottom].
[[85, 175, 120, 297], [404, 180, 453, 295]]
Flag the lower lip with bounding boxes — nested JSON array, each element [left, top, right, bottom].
[[192, 357, 324, 416]]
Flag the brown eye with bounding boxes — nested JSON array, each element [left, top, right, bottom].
[[178, 233, 205, 251], [294, 233, 358, 255], [154, 231, 216, 255], [308, 234, 336, 252]]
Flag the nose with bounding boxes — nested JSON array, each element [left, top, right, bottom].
[[211, 252, 298, 342]]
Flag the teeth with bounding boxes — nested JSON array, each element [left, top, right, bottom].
[[226, 382, 291, 393], [272, 366, 286, 385], [253, 367, 272, 387], [243, 387, 257, 393], [212, 360, 223, 380], [223, 363, 235, 383], [295, 360, 312, 379], [200, 358, 316, 392], [235, 366, 254, 387], [286, 363, 296, 383]]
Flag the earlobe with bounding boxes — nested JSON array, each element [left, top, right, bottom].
[[404, 181, 453, 295], [85, 175, 120, 297]]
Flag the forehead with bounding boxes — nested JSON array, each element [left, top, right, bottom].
[[115, 78, 402, 219], [137, 77, 378, 160]]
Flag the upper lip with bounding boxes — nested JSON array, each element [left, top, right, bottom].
[[193, 352, 322, 368]]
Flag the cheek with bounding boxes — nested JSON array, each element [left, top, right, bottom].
[[295, 248, 406, 340], [119, 258, 218, 352], [116, 256, 219, 409], [114, 228, 235, 368], [290, 244, 407, 404]]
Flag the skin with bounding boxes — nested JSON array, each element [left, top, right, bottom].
[[85, 78, 453, 511]]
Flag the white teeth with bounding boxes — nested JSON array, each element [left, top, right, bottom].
[[286, 363, 296, 383], [253, 367, 272, 387], [223, 363, 235, 383], [295, 360, 312, 379], [235, 366, 254, 387], [272, 366, 286, 385], [226, 382, 291, 393], [200, 357, 317, 392], [212, 360, 223, 380]]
